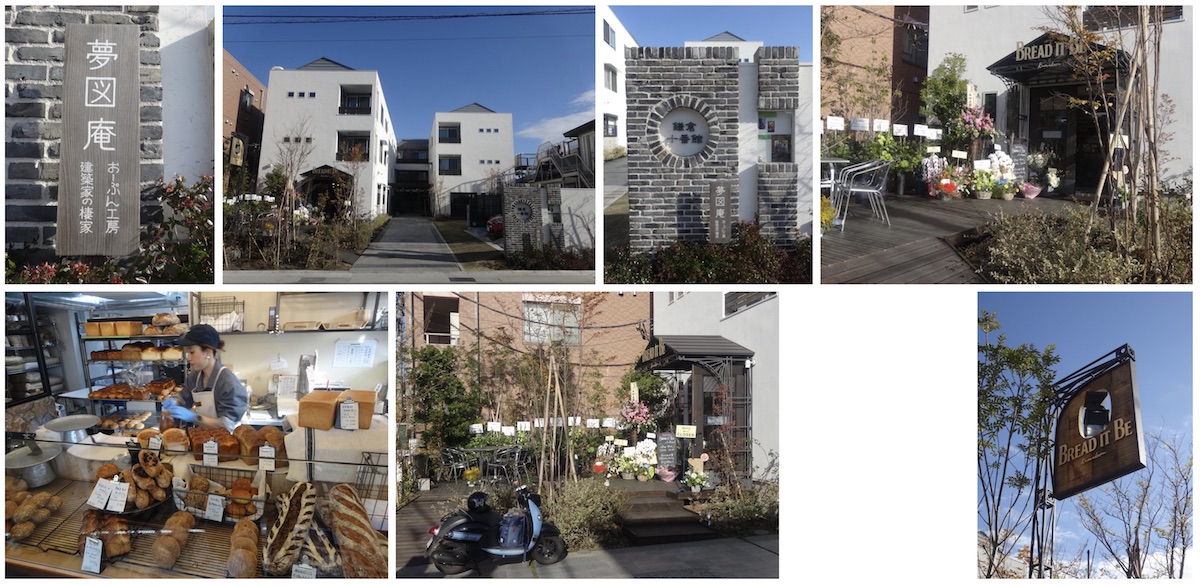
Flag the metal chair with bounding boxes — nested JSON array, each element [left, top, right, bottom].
[[439, 447, 468, 482], [845, 160, 892, 228], [484, 447, 513, 483], [830, 160, 876, 231]]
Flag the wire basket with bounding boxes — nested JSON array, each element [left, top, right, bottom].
[[198, 296, 245, 333], [355, 451, 388, 530], [172, 463, 271, 524]]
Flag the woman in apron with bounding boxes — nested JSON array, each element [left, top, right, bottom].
[[162, 324, 248, 431]]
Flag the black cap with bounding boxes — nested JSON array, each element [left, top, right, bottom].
[[178, 323, 220, 349]]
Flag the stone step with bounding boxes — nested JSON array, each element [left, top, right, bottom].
[[622, 522, 719, 546]]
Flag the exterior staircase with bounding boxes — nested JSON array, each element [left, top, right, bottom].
[[618, 488, 718, 545]]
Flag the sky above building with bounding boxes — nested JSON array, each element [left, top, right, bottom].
[[610, 5, 814, 61], [977, 291, 1193, 578], [223, 6, 594, 155]]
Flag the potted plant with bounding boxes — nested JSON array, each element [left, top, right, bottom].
[[1045, 168, 1060, 193], [920, 154, 946, 198], [971, 169, 994, 199], [617, 456, 637, 480], [464, 467, 482, 486], [636, 462, 655, 482], [684, 470, 708, 493]]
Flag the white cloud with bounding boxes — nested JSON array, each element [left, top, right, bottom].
[[517, 90, 594, 145]]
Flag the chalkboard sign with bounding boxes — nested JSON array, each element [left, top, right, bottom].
[[1010, 141, 1029, 183], [656, 432, 677, 468]]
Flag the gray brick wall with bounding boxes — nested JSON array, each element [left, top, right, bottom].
[[755, 47, 801, 111], [501, 185, 563, 254], [757, 163, 800, 249], [625, 46, 740, 252], [5, 5, 163, 258]]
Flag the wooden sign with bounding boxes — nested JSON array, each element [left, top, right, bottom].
[[1052, 359, 1145, 500], [657, 431, 677, 468], [1010, 141, 1029, 183], [708, 181, 733, 244], [58, 24, 140, 256]]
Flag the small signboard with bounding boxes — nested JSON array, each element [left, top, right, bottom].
[[825, 116, 844, 131], [1010, 141, 1029, 183], [951, 150, 968, 160], [708, 181, 733, 244], [675, 425, 697, 439], [657, 431, 678, 468], [873, 119, 890, 132], [486, 421, 501, 432], [850, 118, 870, 131], [892, 124, 908, 137], [59, 24, 141, 256], [913, 124, 929, 138]]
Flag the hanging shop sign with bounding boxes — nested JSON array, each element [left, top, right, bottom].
[[1052, 359, 1145, 500], [58, 24, 140, 256], [1015, 38, 1086, 63], [708, 181, 733, 244]]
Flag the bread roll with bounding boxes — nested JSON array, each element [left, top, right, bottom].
[[232, 518, 258, 541], [151, 535, 181, 568], [30, 507, 50, 524], [161, 520, 190, 547], [164, 324, 189, 336], [231, 534, 257, 553], [142, 325, 163, 335], [152, 313, 181, 327], [10, 521, 35, 541], [134, 488, 151, 510], [169, 511, 197, 530], [5, 500, 16, 520], [227, 546, 257, 578], [11, 491, 30, 505]]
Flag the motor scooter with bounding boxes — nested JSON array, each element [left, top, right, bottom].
[[426, 484, 567, 574]]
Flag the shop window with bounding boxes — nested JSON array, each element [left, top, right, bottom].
[[523, 298, 581, 345], [604, 114, 618, 138], [983, 93, 998, 125], [438, 124, 461, 144], [901, 25, 928, 68], [1084, 6, 1183, 31], [604, 65, 619, 92], [439, 155, 462, 176], [603, 20, 616, 49], [724, 292, 775, 317]]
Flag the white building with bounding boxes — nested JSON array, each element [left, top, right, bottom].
[[929, 6, 1192, 192], [428, 103, 514, 218], [599, 6, 636, 152], [643, 292, 779, 480], [258, 57, 396, 218]]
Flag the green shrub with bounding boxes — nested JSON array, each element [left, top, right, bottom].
[[695, 480, 780, 537], [604, 222, 811, 283], [506, 246, 594, 270], [541, 478, 627, 550], [603, 246, 654, 283]]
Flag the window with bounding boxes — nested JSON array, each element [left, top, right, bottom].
[[901, 25, 928, 68], [340, 92, 371, 115], [1084, 6, 1183, 31], [282, 137, 291, 143], [983, 92, 998, 125], [438, 155, 461, 175], [724, 292, 776, 317], [424, 296, 460, 346], [480, 128, 485, 133], [523, 298, 581, 345], [309, 92, 316, 98], [239, 89, 253, 112], [398, 148, 427, 162], [604, 114, 618, 138], [964, 6, 979, 12], [438, 124, 461, 144], [395, 170, 428, 182], [287, 91, 294, 98], [493, 128, 499, 133], [305, 137, 312, 143], [603, 20, 616, 48], [336, 133, 370, 161], [480, 160, 485, 165], [293, 136, 301, 143], [604, 65, 619, 92]]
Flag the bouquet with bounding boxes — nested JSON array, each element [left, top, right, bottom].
[[684, 469, 708, 488]]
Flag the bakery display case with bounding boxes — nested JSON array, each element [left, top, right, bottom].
[[5, 291, 390, 578], [5, 293, 68, 407]]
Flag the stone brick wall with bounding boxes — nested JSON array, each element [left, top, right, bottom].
[[5, 5, 163, 259], [625, 46, 740, 252], [755, 46, 800, 111], [757, 163, 800, 249]]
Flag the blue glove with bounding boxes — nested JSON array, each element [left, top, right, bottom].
[[164, 404, 196, 423], [162, 397, 177, 410]]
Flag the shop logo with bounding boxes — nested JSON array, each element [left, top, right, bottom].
[[1015, 39, 1086, 62]]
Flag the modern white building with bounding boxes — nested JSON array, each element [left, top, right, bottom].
[[928, 6, 1192, 192], [599, 6, 636, 152], [258, 57, 396, 218], [428, 103, 515, 218], [642, 292, 779, 480]]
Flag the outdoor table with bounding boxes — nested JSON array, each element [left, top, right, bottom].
[[821, 157, 851, 195], [461, 446, 518, 474]]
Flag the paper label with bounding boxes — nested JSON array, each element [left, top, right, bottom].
[[614, 439, 628, 447], [893, 124, 908, 137], [501, 425, 515, 437], [148, 435, 162, 450], [647, 432, 656, 439], [517, 421, 531, 432], [605, 435, 615, 442], [106, 482, 130, 513], [339, 399, 358, 430], [586, 419, 600, 429], [292, 563, 317, 579], [630, 382, 638, 404], [676, 425, 698, 439], [269, 357, 288, 371], [204, 494, 225, 521], [926, 146, 941, 154], [203, 439, 218, 466], [951, 150, 968, 159], [87, 478, 114, 509], [602, 418, 616, 428], [259, 444, 276, 471], [82, 536, 103, 573], [825, 116, 844, 131]]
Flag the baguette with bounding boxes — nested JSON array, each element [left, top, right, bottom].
[[263, 482, 316, 575], [328, 484, 387, 578]]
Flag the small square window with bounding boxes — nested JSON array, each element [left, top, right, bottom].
[[480, 128, 485, 133], [283, 137, 291, 143], [493, 129, 499, 133], [287, 91, 295, 98], [305, 137, 313, 143], [309, 92, 316, 98], [294, 137, 301, 143], [480, 160, 485, 164]]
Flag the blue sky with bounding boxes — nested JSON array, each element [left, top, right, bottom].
[[610, 5, 814, 61], [978, 291, 1193, 576], [223, 6, 594, 154]]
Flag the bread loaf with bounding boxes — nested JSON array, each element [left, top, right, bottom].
[[151, 535, 181, 567], [259, 427, 288, 468], [227, 547, 257, 578], [264, 482, 316, 575], [152, 313, 181, 327], [302, 525, 342, 574], [328, 484, 387, 578], [233, 425, 264, 466], [297, 391, 342, 430]]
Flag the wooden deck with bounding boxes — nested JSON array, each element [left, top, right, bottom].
[[820, 194, 1082, 284]]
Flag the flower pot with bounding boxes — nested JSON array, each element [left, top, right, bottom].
[[974, 190, 992, 200], [621, 473, 634, 480], [690, 486, 701, 493], [592, 462, 607, 475], [1000, 191, 1015, 201], [938, 193, 951, 201], [636, 475, 649, 482]]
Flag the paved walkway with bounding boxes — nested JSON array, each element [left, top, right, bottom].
[[351, 215, 462, 272]]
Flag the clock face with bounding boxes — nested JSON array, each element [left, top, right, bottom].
[[659, 107, 710, 158], [514, 202, 532, 222]]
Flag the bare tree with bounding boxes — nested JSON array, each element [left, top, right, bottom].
[[272, 116, 315, 265]]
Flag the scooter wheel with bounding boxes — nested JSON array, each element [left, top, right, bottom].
[[431, 544, 471, 575], [532, 535, 567, 565]]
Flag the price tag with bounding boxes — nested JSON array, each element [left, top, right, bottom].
[[614, 439, 628, 447], [292, 562, 317, 579], [259, 444, 276, 471], [81, 536, 103, 573], [203, 439, 218, 466], [605, 435, 615, 442], [339, 399, 358, 430], [106, 482, 130, 513], [647, 432, 656, 439], [148, 435, 163, 450], [87, 478, 114, 509], [204, 494, 225, 521]]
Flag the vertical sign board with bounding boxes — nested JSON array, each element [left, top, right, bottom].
[[656, 431, 677, 468], [58, 24, 140, 256], [1051, 359, 1146, 500], [1009, 141, 1029, 184], [709, 181, 733, 244]]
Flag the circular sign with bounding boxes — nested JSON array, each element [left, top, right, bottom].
[[514, 202, 532, 222], [659, 108, 710, 158]]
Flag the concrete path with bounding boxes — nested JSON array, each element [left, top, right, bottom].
[[603, 155, 628, 209], [400, 534, 780, 579], [350, 215, 462, 272]]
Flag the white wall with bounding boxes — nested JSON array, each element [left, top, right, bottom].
[[599, 6, 636, 151], [428, 111, 514, 216], [652, 292, 780, 479], [160, 5, 214, 181], [797, 63, 815, 235], [737, 59, 760, 222], [559, 187, 595, 249]]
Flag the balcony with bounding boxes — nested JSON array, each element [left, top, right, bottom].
[[339, 106, 371, 116]]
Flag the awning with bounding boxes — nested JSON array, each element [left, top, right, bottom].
[[637, 335, 754, 372], [988, 32, 1130, 85]]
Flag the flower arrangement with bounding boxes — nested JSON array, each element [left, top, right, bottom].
[[620, 402, 655, 434], [1022, 182, 1042, 199], [971, 169, 995, 193], [957, 106, 998, 142], [636, 462, 655, 479], [616, 455, 639, 476], [464, 467, 482, 483], [938, 172, 960, 197], [1046, 168, 1060, 190], [921, 154, 946, 197], [655, 465, 678, 482], [684, 469, 709, 489]]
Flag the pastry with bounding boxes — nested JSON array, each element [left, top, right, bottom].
[[30, 507, 50, 524], [5, 500, 16, 520], [11, 491, 30, 505], [139, 450, 163, 477], [264, 482, 316, 575], [226, 546, 257, 578], [131, 465, 156, 490], [101, 516, 131, 557], [134, 488, 151, 510], [184, 476, 210, 509], [95, 463, 120, 481], [10, 521, 35, 541], [328, 484, 387, 578], [46, 495, 63, 512], [151, 535, 181, 567], [155, 467, 173, 489]]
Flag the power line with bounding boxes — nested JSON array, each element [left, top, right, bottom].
[[224, 8, 594, 26]]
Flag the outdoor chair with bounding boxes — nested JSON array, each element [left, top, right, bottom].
[[830, 160, 877, 231], [440, 447, 468, 482], [484, 447, 514, 483], [509, 446, 532, 480], [845, 160, 892, 228]]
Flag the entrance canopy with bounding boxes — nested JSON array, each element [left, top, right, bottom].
[[988, 32, 1130, 85], [637, 335, 754, 372]]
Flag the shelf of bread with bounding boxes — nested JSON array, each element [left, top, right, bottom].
[[83, 314, 189, 339], [84, 379, 179, 402], [88, 344, 185, 362]]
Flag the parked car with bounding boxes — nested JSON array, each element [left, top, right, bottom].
[[486, 214, 504, 238]]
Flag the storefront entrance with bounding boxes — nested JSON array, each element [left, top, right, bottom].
[[1028, 86, 1109, 194]]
